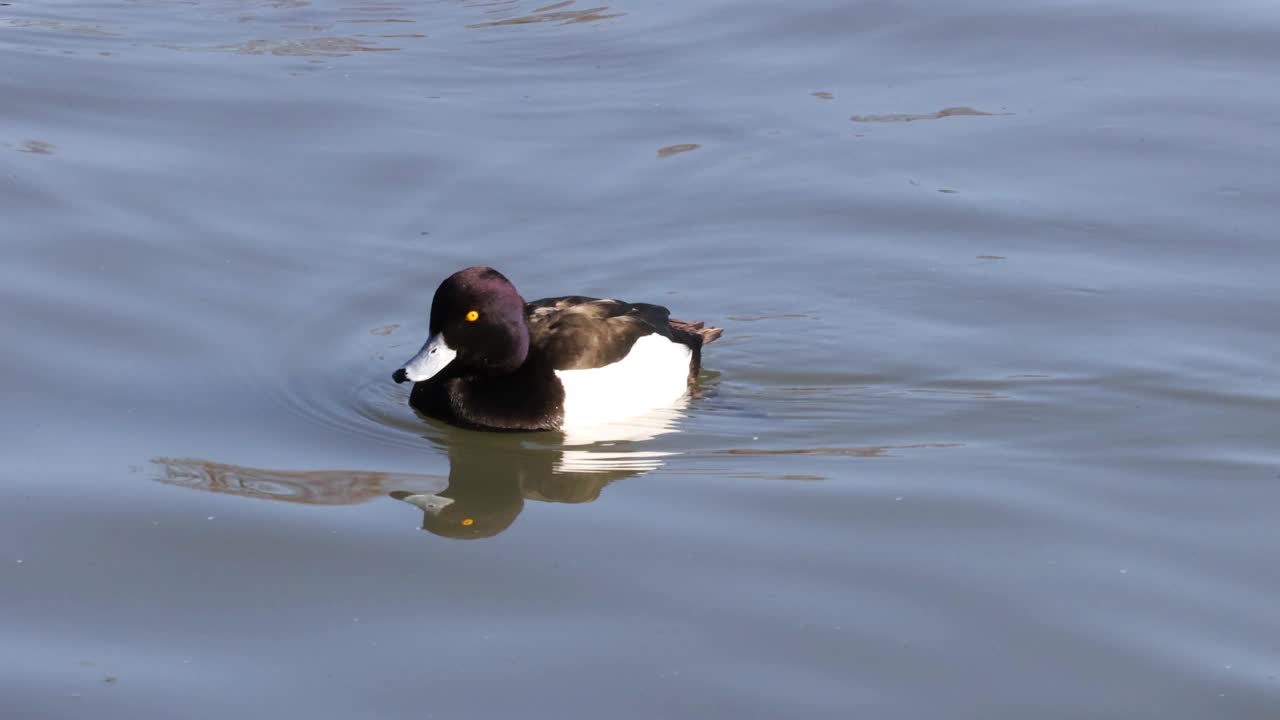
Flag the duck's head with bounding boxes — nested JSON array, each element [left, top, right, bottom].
[[389, 487, 523, 540], [393, 267, 529, 383]]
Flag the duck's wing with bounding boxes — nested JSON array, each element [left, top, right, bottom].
[[525, 296, 673, 371]]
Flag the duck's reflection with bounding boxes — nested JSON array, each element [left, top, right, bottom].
[[153, 405, 684, 540], [392, 436, 633, 539]]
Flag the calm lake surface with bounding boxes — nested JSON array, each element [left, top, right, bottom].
[[3, 0, 1279, 717]]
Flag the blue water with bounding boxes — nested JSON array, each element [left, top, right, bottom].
[[2, 0, 1279, 717]]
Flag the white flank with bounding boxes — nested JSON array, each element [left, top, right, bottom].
[[555, 333, 693, 431]]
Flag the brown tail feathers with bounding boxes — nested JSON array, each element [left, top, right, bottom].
[[670, 319, 723, 345]]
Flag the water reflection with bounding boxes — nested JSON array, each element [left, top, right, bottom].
[[153, 405, 684, 539], [391, 431, 656, 539], [155, 456, 435, 505]]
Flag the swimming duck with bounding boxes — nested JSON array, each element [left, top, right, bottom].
[[392, 267, 721, 431]]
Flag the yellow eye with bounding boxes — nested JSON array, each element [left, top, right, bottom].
[[465, 310, 479, 322], [462, 518, 474, 526]]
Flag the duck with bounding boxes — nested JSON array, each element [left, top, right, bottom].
[[392, 266, 722, 432]]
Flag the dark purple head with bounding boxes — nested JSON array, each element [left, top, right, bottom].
[[394, 267, 530, 383]]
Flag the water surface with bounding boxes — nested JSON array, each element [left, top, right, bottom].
[[3, 0, 1279, 717]]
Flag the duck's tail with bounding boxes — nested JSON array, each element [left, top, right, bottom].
[[671, 319, 723, 345], [671, 319, 722, 384]]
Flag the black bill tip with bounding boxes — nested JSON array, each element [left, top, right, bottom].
[[392, 368, 409, 384]]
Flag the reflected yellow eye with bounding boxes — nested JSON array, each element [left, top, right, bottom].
[[465, 310, 479, 322], [462, 518, 474, 526]]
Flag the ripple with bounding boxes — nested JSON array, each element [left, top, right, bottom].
[[849, 106, 1010, 123], [466, 0, 624, 28], [2, 17, 117, 36], [215, 36, 399, 56], [10, 139, 55, 155], [713, 443, 963, 458], [657, 143, 701, 158]]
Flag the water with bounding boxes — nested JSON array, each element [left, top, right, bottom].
[[3, 0, 1279, 717]]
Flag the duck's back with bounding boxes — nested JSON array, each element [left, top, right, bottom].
[[526, 296, 680, 369]]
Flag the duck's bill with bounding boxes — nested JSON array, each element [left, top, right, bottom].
[[389, 491, 455, 515], [393, 333, 456, 383]]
